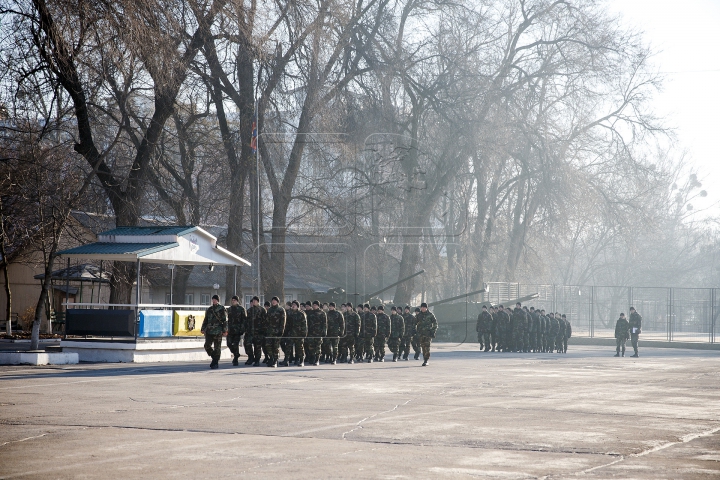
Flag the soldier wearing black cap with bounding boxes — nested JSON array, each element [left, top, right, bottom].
[[265, 296, 286, 368], [339, 302, 360, 364], [325, 302, 345, 364], [388, 306, 405, 362], [246, 296, 267, 366], [201, 294, 228, 369], [477, 305, 492, 352], [306, 301, 327, 366], [628, 307, 642, 357], [227, 295, 246, 366], [415, 302, 438, 366], [399, 306, 415, 360], [283, 300, 307, 366], [374, 305, 391, 362], [412, 307, 422, 359], [361, 304, 377, 362]]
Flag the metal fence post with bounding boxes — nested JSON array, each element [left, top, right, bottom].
[[590, 285, 594, 338]]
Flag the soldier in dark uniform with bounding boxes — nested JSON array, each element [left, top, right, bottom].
[[488, 306, 498, 352], [201, 295, 228, 369], [339, 302, 360, 364], [361, 303, 377, 363], [375, 305, 391, 362], [554, 312, 564, 353], [399, 306, 415, 360], [245, 296, 266, 366], [477, 305, 492, 352], [528, 307, 539, 353], [306, 301, 327, 366], [226, 295, 246, 366], [547, 312, 559, 353], [416, 302, 438, 366], [562, 314, 571, 353], [283, 300, 307, 366], [325, 302, 345, 365], [628, 307, 642, 357], [388, 306, 405, 362], [510, 303, 524, 352], [614, 313, 629, 357], [412, 307, 422, 359], [265, 297, 286, 368]]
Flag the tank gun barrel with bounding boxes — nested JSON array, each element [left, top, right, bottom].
[[365, 269, 425, 301], [428, 288, 487, 307]]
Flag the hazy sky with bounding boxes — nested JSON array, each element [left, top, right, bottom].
[[609, 0, 720, 212]]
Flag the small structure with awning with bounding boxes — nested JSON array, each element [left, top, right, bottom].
[[55, 226, 251, 363]]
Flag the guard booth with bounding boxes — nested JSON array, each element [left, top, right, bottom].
[[56, 226, 250, 362]]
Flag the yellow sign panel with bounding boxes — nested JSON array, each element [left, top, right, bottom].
[[173, 310, 205, 336]]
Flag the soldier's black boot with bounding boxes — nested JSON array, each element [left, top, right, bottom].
[[421, 356, 429, 366], [210, 357, 219, 369], [367, 356, 372, 363], [269, 357, 278, 368], [232, 354, 239, 366], [414, 352, 420, 360], [614, 350, 620, 357], [280, 356, 289, 367], [297, 356, 304, 367], [313, 356, 320, 366], [252, 354, 260, 367], [331, 355, 337, 365], [621, 349, 625, 357]]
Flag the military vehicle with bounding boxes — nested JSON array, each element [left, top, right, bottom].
[[432, 292, 540, 342], [311, 270, 426, 307]]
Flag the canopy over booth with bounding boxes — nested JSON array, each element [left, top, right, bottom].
[[56, 226, 251, 340]]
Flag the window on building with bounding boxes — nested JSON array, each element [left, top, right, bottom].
[[200, 294, 210, 305], [185, 293, 194, 305], [244, 295, 253, 310]]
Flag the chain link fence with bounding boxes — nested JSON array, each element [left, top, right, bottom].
[[485, 283, 718, 343]]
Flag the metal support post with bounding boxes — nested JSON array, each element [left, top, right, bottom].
[[135, 259, 140, 339]]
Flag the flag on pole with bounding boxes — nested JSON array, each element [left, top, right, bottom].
[[250, 112, 257, 154]]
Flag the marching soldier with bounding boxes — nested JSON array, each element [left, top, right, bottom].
[[375, 305, 391, 362], [388, 306, 405, 362], [265, 297, 286, 368], [283, 300, 307, 366], [306, 301, 327, 366], [416, 302, 438, 366], [489, 306, 498, 352], [226, 295, 246, 366], [547, 312, 559, 354], [412, 307, 422, 359], [554, 312, 564, 353], [326, 302, 345, 365], [201, 294, 228, 369], [245, 296, 266, 366], [562, 314, 571, 353], [339, 303, 360, 364], [361, 304, 377, 363], [477, 305, 492, 352], [511, 303, 525, 352], [400, 306, 416, 360]]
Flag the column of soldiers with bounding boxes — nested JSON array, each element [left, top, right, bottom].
[[475, 302, 572, 354], [202, 297, 438, 368]]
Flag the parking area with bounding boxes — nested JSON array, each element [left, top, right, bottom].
[[1, 344, 719, 478]]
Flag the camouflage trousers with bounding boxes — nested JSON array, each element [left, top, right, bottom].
[[355, 335, 364, 358], [523, 332, 530, 351], [282, 337, 304, 360], [321, 337, 331, 357], [204, 333, 222, 360], [411, 334, 420, 354], [480, 332, 491, 349], [362, 336, 375, 358], [477, 331, 484, 347], [555, 335, 564, 352], [339, 335, 355, 359], [305, 338, 322, 360], [400, 336, 412, 356], [512, 330, 523, 351], [243, 334, 255, 359], [374, 335, 387, 359], [326, 337, 340, 358], [265, 336, 281, 360], [419, 335, 433, 360], [616, 337, 627, 353], [388, 336, 401, 354], [252, 336, 266, 360], [226, 333, 242, 357]]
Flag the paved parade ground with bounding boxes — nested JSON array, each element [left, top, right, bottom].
[[1, 344, 719, 479]]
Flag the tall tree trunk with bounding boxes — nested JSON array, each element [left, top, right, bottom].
[[0, 197, 11, 335]]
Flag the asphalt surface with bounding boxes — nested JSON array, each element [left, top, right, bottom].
[[0, 344, 719, 479]]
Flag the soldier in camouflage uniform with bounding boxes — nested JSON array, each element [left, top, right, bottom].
[[510, 303, 524, 352], [226, 295, 246, 366], [265, 297, 286, 368], [388, 306, 405, 362], [416, 302, 438, 366], [412, 307, 422, 359], [477, 305, 492, 352], [283, 300, 307, 366], [325, 302, 345, 365], [538, 309, 547, 352], [628, 307, 642, 357], [399, 306, 416, 360], [614, 312, 629, 357], [339, 303, 360, 364], [528, 307, 539, 353], [245, 296, 266, 366], [554, 312, 564, 353], [306, 301, 327, 366], [201, 295, 228, 369], [547, 312, 559, 354], [374, 305, 391, 362], [361, 304, 377, 363], [562, 314, 571, 353]]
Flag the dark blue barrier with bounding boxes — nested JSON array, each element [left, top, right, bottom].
[[66, 309, 135, 336]]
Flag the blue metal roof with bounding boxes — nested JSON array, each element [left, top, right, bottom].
[[99, 226, 197, 236], [58, 242, 178, 256]]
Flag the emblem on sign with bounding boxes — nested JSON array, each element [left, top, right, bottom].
[[187, 315, 196, 331], [188, 235, 199, 253]]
